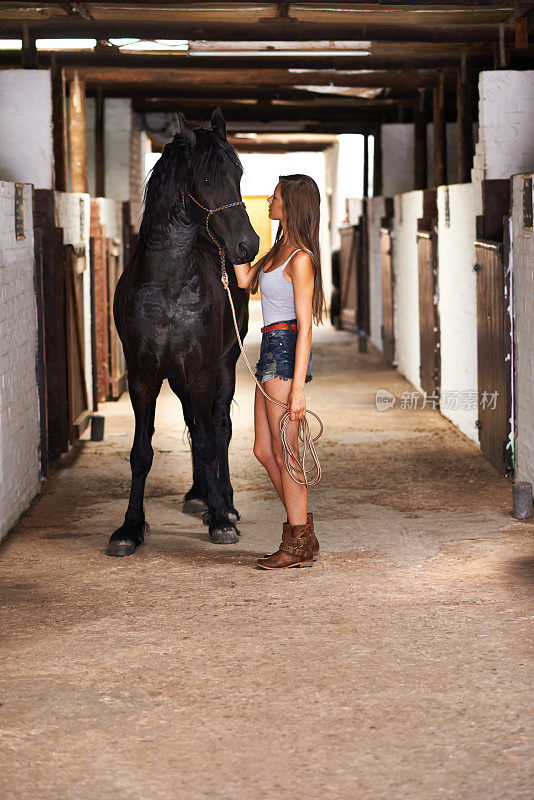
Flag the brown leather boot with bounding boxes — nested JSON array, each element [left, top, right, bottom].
[[264, 512, 319, 560], [256, 521, 314, 569]]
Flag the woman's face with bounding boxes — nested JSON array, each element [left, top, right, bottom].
[[268, 182, 284, 223]]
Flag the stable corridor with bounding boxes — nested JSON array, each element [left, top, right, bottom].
[[0, 307, 532, 800]]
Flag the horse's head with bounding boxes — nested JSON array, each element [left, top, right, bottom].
[[175, 108, 259, 265]]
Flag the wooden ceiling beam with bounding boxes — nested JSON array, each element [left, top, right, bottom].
[[29, 1, 519, 6], [63, 66, 457, 89], [85, 86, 330, 101], [0, 20, 517, 44], [136, 96, 421, 113], [133, 98, 439, 121], [229, 141, 334, 154], [0, 50, 496, 71]]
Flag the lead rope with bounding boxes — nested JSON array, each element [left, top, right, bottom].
[[187, 192, 323, 487]]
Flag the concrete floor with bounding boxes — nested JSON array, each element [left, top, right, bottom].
[[1, 303, 533, 800]]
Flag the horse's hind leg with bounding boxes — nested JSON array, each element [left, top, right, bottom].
[[190, 386, 240, 545], [171, 385, 208, 516], [107, 375, 161, 556]]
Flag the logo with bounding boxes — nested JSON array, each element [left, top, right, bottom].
[[375, 389, 395, 411]]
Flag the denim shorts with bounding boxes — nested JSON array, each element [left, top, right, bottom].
[[254, 318, 313, 384]]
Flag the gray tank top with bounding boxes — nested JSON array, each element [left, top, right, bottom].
[[258, 248, 307, 327]]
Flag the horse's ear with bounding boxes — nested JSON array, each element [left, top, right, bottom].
[[211, 107, 227, 140], [175, 112, 195, 146]]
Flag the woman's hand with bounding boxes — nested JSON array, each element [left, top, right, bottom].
[[289, 386, 306, 421]]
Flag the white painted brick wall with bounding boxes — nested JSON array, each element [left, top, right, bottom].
[[0, 70, 54, 190], [0, 182, 40, 541], [54, 192, 93, 411], [87, 100, 146, 231], [391, 190, 424, 389], [382, 124, 415, 196], [105, 98, 132, 204], [129, 112, 147, 233], [436, 182, 483, 443], [96, 197, 122, 243], [382, 121, 473, 193], [426, 122, 462, 187], [95, 196, 124, 289], [472, 71, 534, 182], [511, 174, 534, 485], [367, 195, 386, 351]]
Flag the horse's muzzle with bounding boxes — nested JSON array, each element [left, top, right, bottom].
[[233, 231, 260, 265]]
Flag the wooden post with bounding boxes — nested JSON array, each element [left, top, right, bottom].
[[373, 124, 382, 197], [457, 58, 473, 184], [414, 89, 427, 191], [21, 23, 38, 69], [51, 62, 68, 192], [515, 16, 529, 50], [363, 133, 369, 198], [69, 71, 88, 194], [95, 88, 105, 197], [432, 73, 447, 188]]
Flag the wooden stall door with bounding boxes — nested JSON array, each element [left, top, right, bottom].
[[33, 227, 48, 478], [339, 224, 359, 332], [380, 224, 395, 365], [107, 239, 127, 399], [417, 231, 440, 398], [474, 240, 511, 475], [65, 244, 90, 441], [90, 202, 110, 405], [357, 211, 370, 350], [34, 190, 69, 462]]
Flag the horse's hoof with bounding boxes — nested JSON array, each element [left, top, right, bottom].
[[106, 539, 137, 557], [183, 498, 208, 515], [210, 526, 241, 545]]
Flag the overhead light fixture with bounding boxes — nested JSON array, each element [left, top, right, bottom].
[[0, 40, 22, 50], [295, 85, 383, 99], [289, 69, 374, 75], [36, 39, 97, 50], [189, 41, 371, 57], [193, 50, 370, 57], [109, 39, 189, 51], [191, 40, 371, 52]]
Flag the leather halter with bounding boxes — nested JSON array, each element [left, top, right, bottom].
[[185, 192, 245, 289]]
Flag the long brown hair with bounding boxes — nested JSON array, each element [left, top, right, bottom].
[[249, 174, 325, 324]]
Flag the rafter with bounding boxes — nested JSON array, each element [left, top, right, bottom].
[[0, 20, 518, 44]]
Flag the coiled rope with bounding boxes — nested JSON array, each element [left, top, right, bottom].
[[187, 192, 323, 487]]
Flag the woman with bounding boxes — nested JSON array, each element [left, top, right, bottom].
[[232, 173, 325, 570]]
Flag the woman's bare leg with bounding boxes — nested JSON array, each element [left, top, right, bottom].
[[253, 384, 285, 506], [263, 377, 308, 526]]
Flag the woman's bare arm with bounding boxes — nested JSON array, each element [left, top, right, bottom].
[[287, 251, 314, 420], [232, 262, 256, 289]]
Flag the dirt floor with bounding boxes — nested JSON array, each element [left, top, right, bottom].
[[1, 303, 533, 800]]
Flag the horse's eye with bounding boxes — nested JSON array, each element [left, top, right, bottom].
[[204, 178, 209, 185]]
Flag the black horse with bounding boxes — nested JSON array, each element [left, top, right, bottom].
[[107, 108, 259, 557]]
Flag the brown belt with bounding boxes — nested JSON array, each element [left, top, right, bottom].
[[261, 321, 297, 333]]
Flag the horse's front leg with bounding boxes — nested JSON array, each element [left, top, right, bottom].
[[211, 357, 239, 524], [107, 375, 161, 556], [190, 385, 240, 545]]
